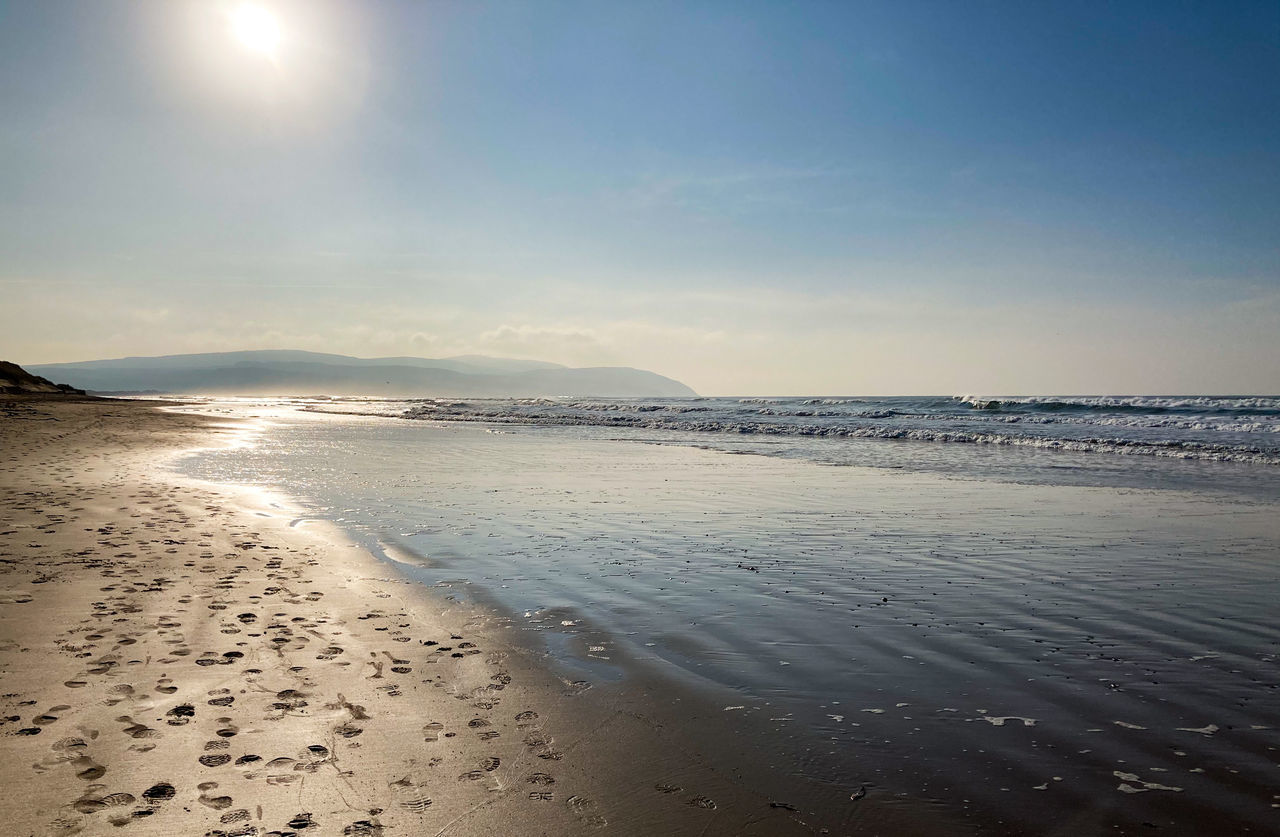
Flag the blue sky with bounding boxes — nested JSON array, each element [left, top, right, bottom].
[[2, 0, 1277, 393]]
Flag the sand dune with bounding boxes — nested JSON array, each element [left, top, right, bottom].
[[0, 361, 84, 395]]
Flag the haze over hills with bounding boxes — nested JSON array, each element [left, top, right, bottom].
[[27, 351, 697, 398]]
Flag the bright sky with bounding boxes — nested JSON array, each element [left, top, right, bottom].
[[2, 0, 1277, 394]]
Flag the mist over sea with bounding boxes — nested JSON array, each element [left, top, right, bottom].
[[179, 395, 1280, 833]]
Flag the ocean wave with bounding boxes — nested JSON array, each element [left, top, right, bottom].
[[390, 399, 1279, 433], [957, 395, 1280, 415], [920, 411, 1280, 432], [398, 404, 1280, 465]]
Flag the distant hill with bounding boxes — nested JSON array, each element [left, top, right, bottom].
[[26, 351, 697, 398], [0, 360, 86, 395]]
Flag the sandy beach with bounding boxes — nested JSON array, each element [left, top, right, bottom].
[[6, 0, 1277, 832], [8, 393, 1277, 836], [0, 396, 888, 836]]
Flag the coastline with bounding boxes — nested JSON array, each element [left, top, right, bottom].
[[0, 396, 948, 835]]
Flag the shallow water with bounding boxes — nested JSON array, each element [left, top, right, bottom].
[[178, 403, 1280, 834]]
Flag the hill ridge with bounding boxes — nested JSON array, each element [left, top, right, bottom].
[[27, 351, 696, 398]]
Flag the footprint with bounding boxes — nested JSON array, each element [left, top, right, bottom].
[[567, 795, 608, 828], [198, 782, 233, 810], [273, 689, 308, 710], [482, 757, 500, 772], [199, 753, 232, 767], [118, 716, 159, 739], [141, 782, 176, 803], [287, 813, 318, 829], [390, 777, 432, 814], [51, 736, 89, 756], [73, 797, 108, 814], [103, 684, 135, 706], [76, 790, 136, 820], [296, 745, 330, 771], [422, 722, 444, 742], [165, 704, 195, 725], [400, 795, 432, 814], [73, 758, 106, 781]]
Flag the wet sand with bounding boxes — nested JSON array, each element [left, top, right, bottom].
[[1, 396, 958, 836]]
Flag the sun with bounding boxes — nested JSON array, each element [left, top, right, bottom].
[[231, 4, 281, 57]]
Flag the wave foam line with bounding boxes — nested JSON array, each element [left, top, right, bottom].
[[398, 406, 1280, 466]]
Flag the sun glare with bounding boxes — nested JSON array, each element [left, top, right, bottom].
[[231, 4, 281, 57]]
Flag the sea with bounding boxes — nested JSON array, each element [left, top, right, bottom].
[[176, 394, 1280, 834]]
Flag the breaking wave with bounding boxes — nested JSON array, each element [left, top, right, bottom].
[[385, 395, 1280, 466], [957, 395, 1280, 415]]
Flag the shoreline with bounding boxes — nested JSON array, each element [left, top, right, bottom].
[[165, 399, 1280, 836], [0, 396, 949, 835]]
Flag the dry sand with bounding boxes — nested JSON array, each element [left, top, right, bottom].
[[0, 396, 871, 836]]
